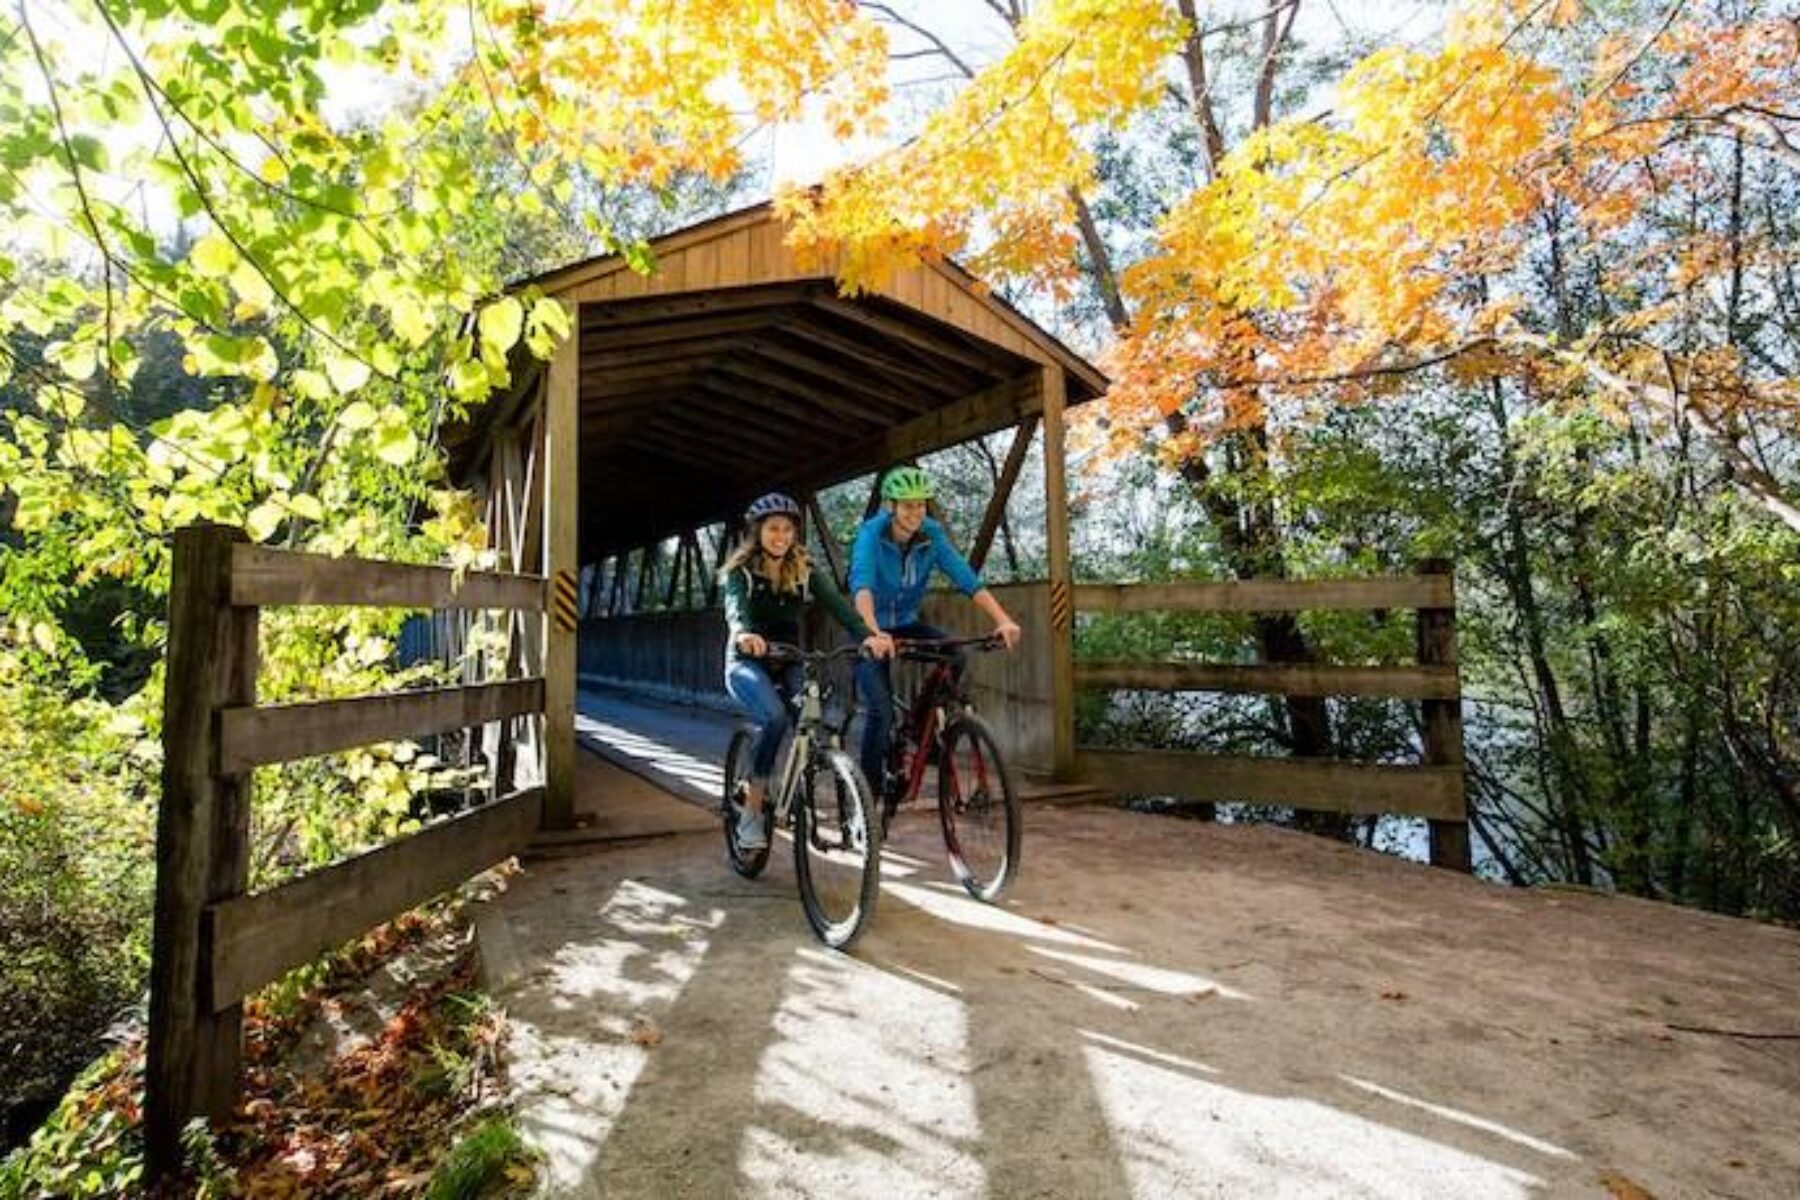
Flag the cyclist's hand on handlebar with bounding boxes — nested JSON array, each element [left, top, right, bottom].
[[861, 631, 895, 659], [993, 620, 1021, 650], [736, 632, 769, 657]]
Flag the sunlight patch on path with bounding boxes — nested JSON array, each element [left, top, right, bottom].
[[576, 713, 725, 796], [881, 879, 1124, 952], [506, 879, 722, 1196], [1029, 945, 1254, 1002], [741, 946, 985, 1198], [1341, 1076, 1578, 1160], [1081, 1039, 1543, 1199]]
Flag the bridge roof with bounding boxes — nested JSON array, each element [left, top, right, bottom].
[[444, 203, 1107, 563]]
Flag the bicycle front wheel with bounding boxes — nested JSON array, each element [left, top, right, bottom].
[[938, 714, 1021, 902], [792, 748, 881, 950]]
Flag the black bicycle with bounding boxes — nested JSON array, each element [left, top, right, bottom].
[[876, 634, 1022, 902], [722, 643, 882, 950]]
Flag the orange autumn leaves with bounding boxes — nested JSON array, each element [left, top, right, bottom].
[[1105, 5, 1800, 459]]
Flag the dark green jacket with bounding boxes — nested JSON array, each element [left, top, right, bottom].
[[722, 563, 870, 661]]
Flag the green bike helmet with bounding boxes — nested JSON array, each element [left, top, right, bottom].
[[880, 466, 934, 502]]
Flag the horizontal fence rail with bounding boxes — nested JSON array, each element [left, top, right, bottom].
[[205, 785, 545, 1010], [1073, 575, 1453, 614], [1073, 565, 1468, 865], [232, 544, 547, 610], [218, 677, 546, 772], [149, 524, 553, 1177]]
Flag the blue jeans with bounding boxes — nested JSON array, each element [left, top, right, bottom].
[[725, 658, 802, 783], [855, 621, 960, 790]]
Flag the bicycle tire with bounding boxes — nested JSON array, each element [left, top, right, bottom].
[[722, 727, 773, 879], [792, 748, 881, 950], [938, 713, 1021, 902]]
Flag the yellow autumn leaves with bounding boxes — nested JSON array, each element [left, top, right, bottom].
[[779, 0, 1186, 296]]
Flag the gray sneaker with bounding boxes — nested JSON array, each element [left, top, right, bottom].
[[735, 803, 768, 851]]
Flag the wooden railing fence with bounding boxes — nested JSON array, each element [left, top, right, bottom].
[[1070, 563, 1470, 871], [145, 524, 548, 1175]]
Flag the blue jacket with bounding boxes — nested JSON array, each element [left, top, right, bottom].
[[849, 512, 982, 629]]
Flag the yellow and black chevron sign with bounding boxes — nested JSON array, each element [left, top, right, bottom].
[[552, 569, 580, 632], [1050, 578, 1072, 632]]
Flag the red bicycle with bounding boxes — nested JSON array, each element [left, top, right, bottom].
[[876, 634, 1022, 902]]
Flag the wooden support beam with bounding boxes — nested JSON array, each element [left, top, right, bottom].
[[1072, 750, 1466, 821], [805, 492, 846, 590], [771, 316, 972, 397], [1075, 661, 1459, 700], [1073, 576, 1455, 615], [707, 523, 732, 606], [147, 525, 257, 1177], [970, 416, 1038, 573], [794, 374, 1043, 492], [635, 543, 658, 611], [706, 360, 883, 433], [231, 546, 544, 610], [543, 306, 579, 830], [218, 679, 546, 773], [609, 550, 631, 616], [580, 283, 824, 329], [1041, 365, 1075, 778], [578, 309, 781, 347], [808, 295, 1004, 373], [664, 533, 685, 609], [205, 787, 543, 1010], [735, 336, 926, 416]]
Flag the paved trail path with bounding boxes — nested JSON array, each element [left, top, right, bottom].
[[475, 690, 1800, 1198]]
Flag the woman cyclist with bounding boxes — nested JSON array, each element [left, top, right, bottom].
[[722, 492, 892, 850], [848, 465, 1021, 799]]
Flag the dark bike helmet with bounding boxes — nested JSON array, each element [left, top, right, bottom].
[[744, 491, 803, 524], [880, 465, 933, 502]]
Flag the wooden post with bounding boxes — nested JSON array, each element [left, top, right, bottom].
[[146, 524, 257, 1178], [541, 306, 579, 831], [1040, 366, 1075, 777], [1417, 559, 1471, 871], [970, 415, 1038, 573]]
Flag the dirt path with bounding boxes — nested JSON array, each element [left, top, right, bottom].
[[477, 794, 1800, 1199]]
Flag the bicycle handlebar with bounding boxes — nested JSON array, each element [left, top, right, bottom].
[[758, 642, 868, 666], [892, 633, 1009, 658]]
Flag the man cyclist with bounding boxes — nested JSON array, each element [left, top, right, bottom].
[[848, 464, 1021, 801]]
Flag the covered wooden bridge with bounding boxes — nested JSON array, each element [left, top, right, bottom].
[[441, 201, 1109, 826], [143, 204, 1468, 1174]]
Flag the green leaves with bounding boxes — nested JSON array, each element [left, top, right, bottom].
[[477, 296, 524, 359]]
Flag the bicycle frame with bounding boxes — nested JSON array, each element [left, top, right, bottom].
[[753, 644, 857, 834], [885, 635, 1001, 808]]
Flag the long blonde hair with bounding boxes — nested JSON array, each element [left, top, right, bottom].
[[720, 523, 813, 596]]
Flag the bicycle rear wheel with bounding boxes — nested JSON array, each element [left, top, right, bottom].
[[938, 714, 1021, 902], [722, 727, 772, 879], [793, 748, 881, 950]]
